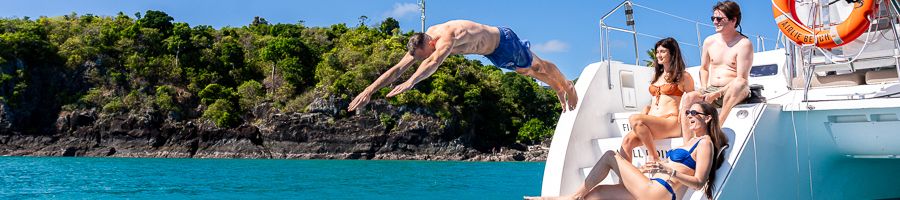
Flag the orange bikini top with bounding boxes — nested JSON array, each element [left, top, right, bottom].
[[649, 83, 684, 97]]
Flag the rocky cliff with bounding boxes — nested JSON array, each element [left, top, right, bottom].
[[0, 100, 547, 161]]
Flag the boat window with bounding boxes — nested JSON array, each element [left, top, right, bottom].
[[619, 70, 637, 109], [750, 64, 778, 77]]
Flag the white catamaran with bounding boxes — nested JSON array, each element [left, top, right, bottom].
[[539, 0, 900, 199]]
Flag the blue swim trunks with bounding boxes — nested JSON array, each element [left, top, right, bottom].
[[484, 27, 533, 70]]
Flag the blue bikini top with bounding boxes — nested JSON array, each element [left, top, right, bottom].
[[667, 138, 703, 169]]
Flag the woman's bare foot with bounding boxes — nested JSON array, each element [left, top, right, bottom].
[[524, 193, 583, 200]]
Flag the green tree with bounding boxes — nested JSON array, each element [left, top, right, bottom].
[[198, 83, 236, 105], [0, 19, 55, 105], [357, 15, 368, 27], [164, 22, 191, 81], [203, 99, 239, 128], [643, 48, 656, 67], [327, 23, 349, 39], [267, 23, 304, 37], [260, 37, 316, 92], [155, 85, 180, 114], [518, 118, 553, 143], [251, 16, 268, 26], [237, 80, 264, 111], [102, 98, 126, 114], [216, 36, 259, 85], [379, 17, 400, 35], [198, 83, 240, 127], [137, 10, 174, 36]]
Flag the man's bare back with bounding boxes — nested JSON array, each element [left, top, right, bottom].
[[704, 33, 752, 87], [425, 20, 500, 56]]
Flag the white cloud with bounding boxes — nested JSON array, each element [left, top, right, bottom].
[[384, 3, 419, 18], [532, 40, 570, 53]]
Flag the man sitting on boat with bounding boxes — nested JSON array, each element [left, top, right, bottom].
[[681, 0, 753, 128]]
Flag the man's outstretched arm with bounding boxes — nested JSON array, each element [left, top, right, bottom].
[[387, 37, 454, 97], [347, 54, 417, 111]]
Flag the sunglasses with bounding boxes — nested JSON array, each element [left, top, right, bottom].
[[685, 110, 706, 116], [710, 16, 727, 22]]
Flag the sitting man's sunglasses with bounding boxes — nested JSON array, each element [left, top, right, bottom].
[[711, 16, 727, 22], [685, 110, 706, 116]]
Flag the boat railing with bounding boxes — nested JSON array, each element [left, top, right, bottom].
[[776, 0, 900, 102]]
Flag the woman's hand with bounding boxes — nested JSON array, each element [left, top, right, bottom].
[[639, 163, 655, 174], [641, 161, 674, 176]]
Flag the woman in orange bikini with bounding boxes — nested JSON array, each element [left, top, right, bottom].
[[621, 37, 695, 162]]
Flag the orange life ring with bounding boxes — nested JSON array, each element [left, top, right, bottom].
[[772, 0, 877, 49]]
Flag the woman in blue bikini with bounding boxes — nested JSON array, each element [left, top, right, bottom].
[[527, 102, 728, 200]]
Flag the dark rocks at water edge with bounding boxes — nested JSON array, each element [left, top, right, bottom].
[[0, 100, 547, 162]]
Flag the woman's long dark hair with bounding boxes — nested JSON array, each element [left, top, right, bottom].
[[650, 37, 686, 84], [697, 102, 728, 200]]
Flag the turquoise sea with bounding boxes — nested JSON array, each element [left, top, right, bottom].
[[0, 157, 543, 199]]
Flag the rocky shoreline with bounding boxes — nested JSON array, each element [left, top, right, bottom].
[[0, 101, 549, 162]]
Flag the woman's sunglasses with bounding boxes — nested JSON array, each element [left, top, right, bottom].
[[711, 16, 727, 22], [685, 110, 706, 116]]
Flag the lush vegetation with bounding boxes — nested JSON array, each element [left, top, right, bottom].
[[0, 11, 561, 148]]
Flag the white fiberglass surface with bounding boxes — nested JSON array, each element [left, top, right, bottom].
[[719, 106, 900, 199]]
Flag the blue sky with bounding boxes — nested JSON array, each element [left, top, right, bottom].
[[0, 0, 782, 79]]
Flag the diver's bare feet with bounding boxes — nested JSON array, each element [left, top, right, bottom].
[[554, 81, 578, 112], [556, 90, 568, 113], [564, 80, 578, 111]]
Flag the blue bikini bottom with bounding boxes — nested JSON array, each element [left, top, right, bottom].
[[650, 178, 675, 200]]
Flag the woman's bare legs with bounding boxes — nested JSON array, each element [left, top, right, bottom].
[[605, 151, 670, 200], [573, 151, 670, 199], [525, 151, 626, 200], [620, 130, 640, 163], [526, 151, 669, 200], [577, 151, 624, 198], [620, 114, 680, 162], [581, 185, 633, 200], [525, 185, 632, 200]]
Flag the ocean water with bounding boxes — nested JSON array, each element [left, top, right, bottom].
[[0, 156, 544, 199]]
